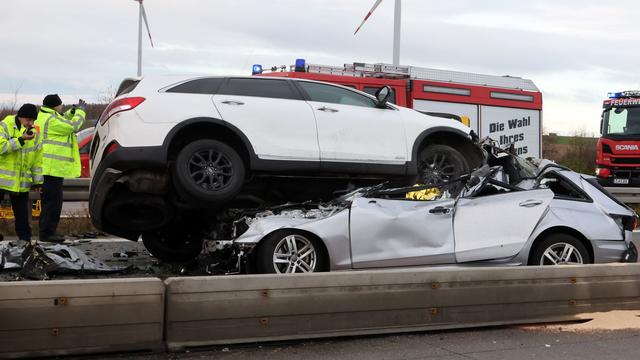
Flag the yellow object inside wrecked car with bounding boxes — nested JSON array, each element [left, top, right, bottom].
[[405, 186, 441, 201]]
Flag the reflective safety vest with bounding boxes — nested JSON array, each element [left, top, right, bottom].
[[35, 106, 85, 178], [0, 115, 43, 193]]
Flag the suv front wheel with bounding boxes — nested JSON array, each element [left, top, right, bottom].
[[417, 144, 469, 193], [173, 139, 245, 205]]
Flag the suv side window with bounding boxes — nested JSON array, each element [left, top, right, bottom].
[[166, 78, 225, 94], [219, 78, 300, 100], [298, 82, 377, 108]]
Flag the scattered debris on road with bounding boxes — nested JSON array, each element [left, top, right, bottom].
[[0, 241, 128, 280]]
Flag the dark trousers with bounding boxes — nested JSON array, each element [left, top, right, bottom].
[[1, 191, 31, 240], [39, 175, 64, 238]]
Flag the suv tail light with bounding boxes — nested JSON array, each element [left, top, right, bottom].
[[621, 215, 638, 231], [99, 97, 145, 125]]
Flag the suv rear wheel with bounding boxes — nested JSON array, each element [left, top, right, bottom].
[[173, 139, 245, 205]]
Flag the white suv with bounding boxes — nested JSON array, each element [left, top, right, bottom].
[[89, 75, 482, 261]]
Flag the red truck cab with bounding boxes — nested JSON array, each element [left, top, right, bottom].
[[596, 91, 640, 186]]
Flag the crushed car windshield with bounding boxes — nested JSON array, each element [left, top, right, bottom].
[[603, 106, 640, 136]]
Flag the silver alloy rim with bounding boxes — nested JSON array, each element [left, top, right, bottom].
[[539, 242, 584, 265], [273, 234, 317, 274]]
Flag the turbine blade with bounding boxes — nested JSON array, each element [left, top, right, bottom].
[[354, 0, 384, 35], [141, 4, 154, 48]]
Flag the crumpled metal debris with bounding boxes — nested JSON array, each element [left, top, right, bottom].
[[0, 241, 128, 280]]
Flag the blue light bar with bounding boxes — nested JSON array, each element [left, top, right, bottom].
[[608, 92, 623, 99], [295, 58, 306, 72], [252, 64, 263, 75]]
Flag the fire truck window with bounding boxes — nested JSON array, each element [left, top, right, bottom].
[[219, 78, 301, 100], [166, 77, 225, 94], [363, 86, 396, 104], [298, 82, 377, 108], [605, 107, 640, 135]]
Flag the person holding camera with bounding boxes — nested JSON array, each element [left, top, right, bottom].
[[35, 94, 86, 243], [0, 103, 41, 242]]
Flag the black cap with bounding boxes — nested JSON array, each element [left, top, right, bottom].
[[43, 94, 62, 108], [17, 104, 38, 119]]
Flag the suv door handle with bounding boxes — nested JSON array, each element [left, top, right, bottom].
[[519, 200, 543, 207], [429, 206, 451, 214], [221, 100, 245, 105], [317, 106, 339, 113]]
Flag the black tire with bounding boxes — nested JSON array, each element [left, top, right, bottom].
[[142, 226, 203, 263], [529, 233, 592, 266], [173, 139, 245, 205], [417, 144, 469, 194], [103, 194, 173, 232], [254, 230, 328, 274]]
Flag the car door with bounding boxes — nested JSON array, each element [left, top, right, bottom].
[[212, 78, 320, 162], [295, 81, 407, 167], [349, 197, 456, 268], [453, 189, 554, 262]]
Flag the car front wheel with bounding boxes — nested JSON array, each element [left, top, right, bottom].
[[173, 139, 245, 205], [254, 230, 328, 274], [530, 234, 592, 265]]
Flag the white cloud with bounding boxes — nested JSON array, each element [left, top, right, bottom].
[[2, 0, 640, 135]]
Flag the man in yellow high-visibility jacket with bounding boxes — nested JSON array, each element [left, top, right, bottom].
[[0, 104, 41, 241], [35, 94, 85, 243]]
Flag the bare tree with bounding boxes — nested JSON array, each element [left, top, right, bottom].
[[97, 85, 117, 104]]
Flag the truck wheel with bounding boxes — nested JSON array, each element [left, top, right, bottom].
[[254, 230, 328, 274], [142, 227, 203, 263], [529, 234, 591, 265], [417, 145, 469, 193], [173, 139, 245, 205]]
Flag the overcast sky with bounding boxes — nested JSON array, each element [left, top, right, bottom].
[[2, 0, 640, 135]]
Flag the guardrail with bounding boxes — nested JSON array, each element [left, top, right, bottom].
[[164, 264, 640, 350], [0, 278, 165, 359], [4, 263, 638, 358], [27, 178, 90, 202], [605, 187, 640, 204]]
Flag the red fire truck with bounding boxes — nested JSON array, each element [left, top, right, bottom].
[[596, 91, 640, 186], [254, 60, 543, 157]]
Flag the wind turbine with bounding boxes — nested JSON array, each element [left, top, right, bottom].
[[134, 0, 154, 77], [354, 0, 402, 66]]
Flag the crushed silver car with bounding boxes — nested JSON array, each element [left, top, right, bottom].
[[206, 140, 639, 274]]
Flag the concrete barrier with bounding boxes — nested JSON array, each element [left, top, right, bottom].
[[0, 278, 165, 359], [164, 264, 640, 350]]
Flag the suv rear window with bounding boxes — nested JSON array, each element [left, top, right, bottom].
[[166, 78, 225, 94], [219, 78, 300, 100]]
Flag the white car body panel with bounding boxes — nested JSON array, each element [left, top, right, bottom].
[[308, 101, 407, 163], [212, 95, 320, 161]]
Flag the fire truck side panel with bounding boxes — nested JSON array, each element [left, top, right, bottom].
[[412, 100, 479, 134], [479, 106, 541, 158], [411, 80, 542, 110]]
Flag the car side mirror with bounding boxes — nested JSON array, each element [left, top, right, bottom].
[[375, 86, 391, 108]]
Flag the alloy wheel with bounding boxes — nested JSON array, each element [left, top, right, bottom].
[[420, 152, 458, 185], [539, 242, 584, 265], [188, 149, 234, 191], [272, 234, 317, 273]]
